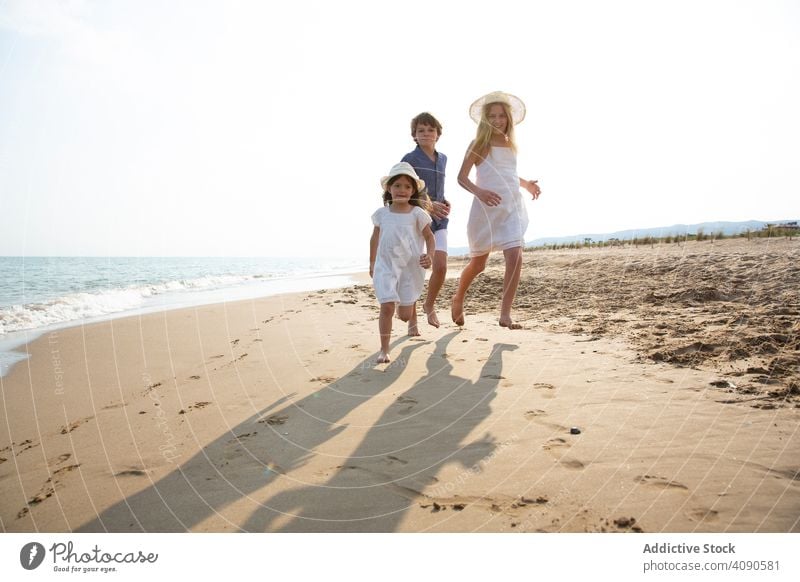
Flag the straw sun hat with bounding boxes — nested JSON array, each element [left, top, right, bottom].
[[469, 91, 526, 125], [380, 162, 426, 192]]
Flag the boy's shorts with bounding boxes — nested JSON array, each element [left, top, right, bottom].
[[434, 229, 448, 255]]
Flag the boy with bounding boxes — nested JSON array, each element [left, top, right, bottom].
[[401, 112, 450, 330]]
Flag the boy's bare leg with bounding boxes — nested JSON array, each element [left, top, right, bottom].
[[451, 253, 488, 326], [499, 246, 523, 329], [422, 251, 447, 328], [399, 304, 419, 336], [377, 302, 395, 363]]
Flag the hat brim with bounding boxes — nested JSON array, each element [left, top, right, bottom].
[[381, 174, 426, 193], [469, 91, 526, 125]]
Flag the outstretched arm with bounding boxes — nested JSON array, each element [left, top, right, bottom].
[[520, 177, 541, 200], [369, 226, 380, 277], [457, 141, 501, 207]]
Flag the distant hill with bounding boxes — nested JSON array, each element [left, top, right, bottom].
[[447, 220, 797, 256], [526, 220, 797, 247]]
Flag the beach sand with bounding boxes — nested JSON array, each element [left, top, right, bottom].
[[1, 237, 798, 532]]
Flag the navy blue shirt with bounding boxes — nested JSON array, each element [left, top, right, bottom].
[[401, 146, 448, 232]]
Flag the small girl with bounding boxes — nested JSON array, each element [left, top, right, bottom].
[[369, 162, 435, 363], [452, 91, 541, 329]]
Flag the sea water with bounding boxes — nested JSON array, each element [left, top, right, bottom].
[[0, 256, 366, 376]]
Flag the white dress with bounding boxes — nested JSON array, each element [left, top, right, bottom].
[[371, 206, 432, 305], [467, 146, 529, 256]]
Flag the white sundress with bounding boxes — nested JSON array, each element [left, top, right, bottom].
[[467, 146, 529, 256], [371, 205, 432, 305]]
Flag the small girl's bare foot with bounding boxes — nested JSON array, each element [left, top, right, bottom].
[[451, 299, 465, 326], [499, 318, 523, 330], [376, 351, 390, 364], [422, 304, 440, 328], [407, 322, 420, 337]]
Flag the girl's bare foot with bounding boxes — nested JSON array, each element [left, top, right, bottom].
[[451, 299, 465, 326], [376, 351, 390, 364], [422, 303, 440, 328], [407, 322, 420, 336], [499, 318, 523, 330]]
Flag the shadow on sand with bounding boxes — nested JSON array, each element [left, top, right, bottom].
[[77, 333, 517, 532]]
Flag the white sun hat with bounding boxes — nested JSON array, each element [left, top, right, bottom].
[[380, 162, 426, 192], [469, 90, 526, 125]]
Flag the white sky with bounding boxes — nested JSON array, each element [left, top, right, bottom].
[[1, 0, 798, 258]]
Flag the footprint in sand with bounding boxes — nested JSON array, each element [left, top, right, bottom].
[[686, 507, 719, 523], [142, 382, 162, 395], [49, 453, 72, 466], [259, 415, 288, 425], [634, 474, 689, 491], [533, 383, 557, 399], [178, 401, 212, 414], [12, 440, 39, 456], [542, 437, 569, 450], [114, 468, 147, 477], [395, 396, 418, 415], [310, 375, 337, 384], [226, 432, 257, 444], [384, 455, 408, 465], [17, 464, 82, 519], [524, 409, 547, 420], [60, 417, 93, 435], [542, 437, 586, 469]]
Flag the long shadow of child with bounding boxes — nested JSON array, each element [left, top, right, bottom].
[[76, 339, 427, 532], [242, 333, 518, 532]]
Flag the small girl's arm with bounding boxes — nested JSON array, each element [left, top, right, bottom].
[[419, 224, 435, 269], [369, 226, 380, 277]]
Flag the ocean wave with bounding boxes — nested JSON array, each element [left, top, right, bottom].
[[0, 274, 262, 335]]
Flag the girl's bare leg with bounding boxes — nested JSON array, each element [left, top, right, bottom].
[[422, 251, 447, 328], [451, 253, 488, 326], [378, 302, 395, 363], [499, 246, 523, 329]]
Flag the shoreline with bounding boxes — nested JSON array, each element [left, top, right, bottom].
[[1, 238, 797, 532], [0, 270, 369, 378]]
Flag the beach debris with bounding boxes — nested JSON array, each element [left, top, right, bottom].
[[260, 415, 288, 425], [452, 503, 466, 511], [570, 427, 581, 435], [613, 516, 636, 528]]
